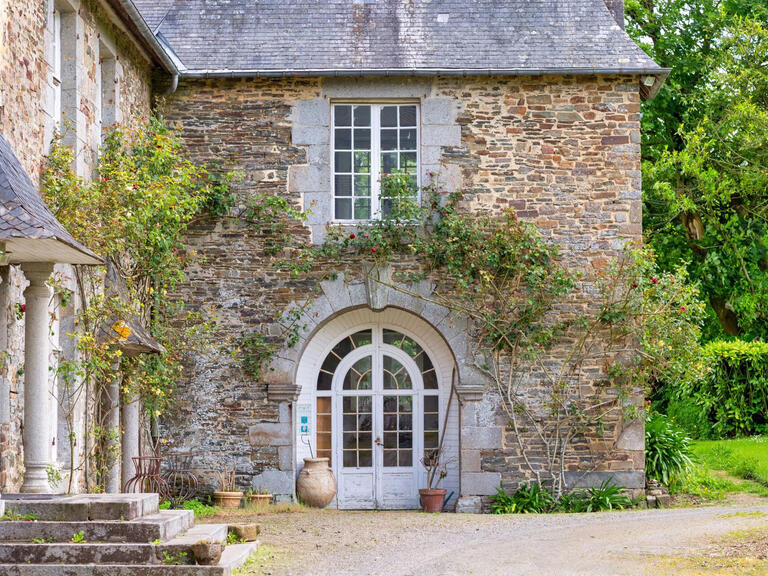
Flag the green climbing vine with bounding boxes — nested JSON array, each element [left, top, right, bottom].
[[234, 171, 703, 495]]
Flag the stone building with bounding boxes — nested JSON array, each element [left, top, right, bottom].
[[0, 0, 666, 512]]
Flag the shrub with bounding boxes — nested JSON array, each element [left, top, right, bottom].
[[580, 480, 633, 512], [490, 482, 554, 514], [690, 340, 768, 437], [645, 412, 696, 486]]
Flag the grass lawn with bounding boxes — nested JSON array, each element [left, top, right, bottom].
[[695, 437, 768, 486], [668, 437, 768, 502]]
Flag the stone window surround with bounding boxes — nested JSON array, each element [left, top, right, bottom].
[[45, 0, 123, 177], [290, 78, 462, 244]]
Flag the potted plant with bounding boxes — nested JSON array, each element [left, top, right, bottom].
[[212, 468, 242, 508], [419, 449, 448, 513], [245, 487, 272, 506]]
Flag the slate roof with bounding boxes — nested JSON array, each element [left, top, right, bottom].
[[130, 0, 664, 76], [0, 132, 101, 265]]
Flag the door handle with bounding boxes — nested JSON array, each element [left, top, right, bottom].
[[374, 437, 382, 446]]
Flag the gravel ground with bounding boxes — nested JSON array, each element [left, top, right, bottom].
[[212, 501, 768, 575]]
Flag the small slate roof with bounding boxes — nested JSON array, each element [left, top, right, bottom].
[[130, 0, 663, 76], [0, 132, 101, 265], [97, 261, 166, 357]]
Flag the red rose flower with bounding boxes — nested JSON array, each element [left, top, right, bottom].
[[20, 304, 26, 313], [631, 283, 638, 288], [365, 234, 370, 239], [371, 247, 377, 253], [349, 233, 356, 239], [650, 277, 658, 284], [680, 306, 686, 311]]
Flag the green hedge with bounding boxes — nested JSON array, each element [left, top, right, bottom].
[[691, 340, 768, 437]]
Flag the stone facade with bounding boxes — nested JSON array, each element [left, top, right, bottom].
[[160, 73, 645, 504], [0, 0, 153, 492]]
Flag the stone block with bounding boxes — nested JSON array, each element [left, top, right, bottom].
[[288, 165, 330, 193], [564, 470, 645, 490], [421, 124, 461, 147], [461, 449, 482, 472], [455, 495, 483, 514], [461, 426, 502, 450], [616, 418, 644, 451], [420, 145, 442, 166], [461, 472, 502, 496], [248, 422, 291, 447], [294, 98, 330, 127], [292, 125, 330, 146], [251, 469, 294, 496], [278, 445, 293, 471], [321, 275, 353, 311], [422, 97, 456, 125]]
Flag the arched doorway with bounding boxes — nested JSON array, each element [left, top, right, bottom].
[[294, 309, 458, 509]]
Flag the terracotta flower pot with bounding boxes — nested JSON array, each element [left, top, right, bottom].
[[246, 493, 272, 506], [296, 457, 337, 508], [419, 488, 447, 513], [213, 491, 243, 508]]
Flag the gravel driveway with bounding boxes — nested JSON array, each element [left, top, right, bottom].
[[218, 503, 768, 576]]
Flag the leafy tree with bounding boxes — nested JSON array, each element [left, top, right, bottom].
[[626, 4, 768, 339]]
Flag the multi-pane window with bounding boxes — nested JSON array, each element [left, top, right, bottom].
[[332, 103, 419, 221]]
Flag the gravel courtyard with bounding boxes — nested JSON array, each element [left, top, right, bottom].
[[211, 502, 768, 575]]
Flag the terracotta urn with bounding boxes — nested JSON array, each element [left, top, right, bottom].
[[213, 491, 243, 508], [419, 488, 447, 513], [246, 493, 272, 506], [296, 457, 337, 508]]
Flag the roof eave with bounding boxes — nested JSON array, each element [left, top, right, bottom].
[[178, 66, 671, 79]]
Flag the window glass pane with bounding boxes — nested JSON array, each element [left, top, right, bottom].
[[354, 151, 370, 173], [381, 129, 398, 151], [399, 105, 417, 127], [381, 106, 398, 127], [400, 129, 417, 150], [335, 128, 351, 150], [358, 413, 372, 431], [343, 415, 356, 431], [399, 432, 412, 449], [335, 151, 352, 173], [399, 414, 412, 430], [384, 414, 397, 431], [359, 450, 372, 467], [424, 413, 439, 430], [317, 371, 332, 390], [343, 451, 357, 467], [343, 432, 356, 449], [423, 370, 438, 390], [383, 450, 397, 466], [351, 330, 373, 347], [354, 128, 371, 150], [401, 152, 417, 172], [354, 105, 371, 126], [381, 152, 398, 174], [335, 105, 352, 126], [424, 431, 439, 449], [354, 175, 371, 196], [335, 174, 352, 196], [399, 450, 412, 467], [354, 198, 371, 220], [335, 198, 352, 220], [424, 395, 438, 413], [317, 396, 332, 413], [358, 395, 372, 413], [381, 198, 393, 217]]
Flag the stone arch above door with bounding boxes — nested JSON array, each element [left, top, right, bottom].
[[263, 267, 488, 403]]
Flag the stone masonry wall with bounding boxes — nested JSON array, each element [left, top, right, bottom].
[[0, 0, 153, 492], [161, 74, 644, 501]]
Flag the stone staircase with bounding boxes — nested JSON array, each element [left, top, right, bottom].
[[0, 493, 258, 575]]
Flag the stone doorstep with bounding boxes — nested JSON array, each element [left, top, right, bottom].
[[0, 509, 194, 543], [0, 523, 229, 565], [0, 543, 259, 576], [1, 493, 159, 521]]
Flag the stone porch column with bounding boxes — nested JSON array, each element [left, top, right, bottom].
[[121, 392, 140, 491], [103, 361, 121, 493], [20, 262, 55, 494]]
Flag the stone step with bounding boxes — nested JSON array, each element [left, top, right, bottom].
[[0, 542, 259, 575], [1, 493, 159, 521], [0, 523, 229, 565], [0, 509, 194, 543]]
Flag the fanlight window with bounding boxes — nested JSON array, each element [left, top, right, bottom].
[[314, 328, 440, 465]]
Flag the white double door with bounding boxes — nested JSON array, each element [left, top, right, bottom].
[[332, 344, 424, 509]]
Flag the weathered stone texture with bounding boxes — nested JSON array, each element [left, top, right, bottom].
[[0, 0, 153, 492], [159, 74, 644, 497]]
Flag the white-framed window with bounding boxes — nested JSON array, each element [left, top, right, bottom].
[[52, 7, 62, 130], [332, 103, 420, 221]]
